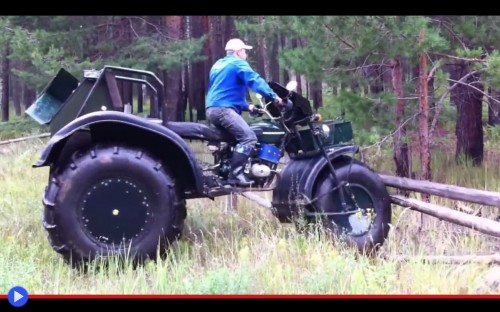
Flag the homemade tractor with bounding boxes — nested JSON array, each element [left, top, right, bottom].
[[27, 66, 392, 267]]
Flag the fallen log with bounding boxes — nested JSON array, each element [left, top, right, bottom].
[[388, 253, 500, 265], [390, 195, 500, 238], [379, 174, 500, 208], [0, 133, 50, 145], [241, 192, 273, 209]]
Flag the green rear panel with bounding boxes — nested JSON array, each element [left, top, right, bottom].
[[50, 80, 94, 135], [293, 120, 354, 153], [249, 120, 285, 144], [50, 76, 121, 135], [322, 120, 354, 146]]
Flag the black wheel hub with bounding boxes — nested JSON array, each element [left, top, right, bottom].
[[80, 177, 153, 245]]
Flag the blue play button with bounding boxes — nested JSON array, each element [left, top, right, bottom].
[[7, 286, 28, 307]]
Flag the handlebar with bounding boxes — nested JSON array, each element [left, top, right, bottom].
[[250, 98, 287, 120], [250, 97, 320, 129], [250, 104, 275, 120]]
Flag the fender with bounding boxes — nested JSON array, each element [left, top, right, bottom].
[[271, 144, 359, 222], [34, 110, 205, 196]]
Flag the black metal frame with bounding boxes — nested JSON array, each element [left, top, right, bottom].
[[78, 65, 165, 119]]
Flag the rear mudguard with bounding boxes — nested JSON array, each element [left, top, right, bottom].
[[271, 144, 359, 222], [34, 110, 205, 197]]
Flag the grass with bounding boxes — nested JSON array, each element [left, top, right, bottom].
[[1, 123, 500, 295], [0, 115, 49, 141]]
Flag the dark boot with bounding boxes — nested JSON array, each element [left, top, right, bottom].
[[227, 151, 254, 187]]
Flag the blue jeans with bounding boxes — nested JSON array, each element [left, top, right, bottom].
[[206, 107, 257, 155]]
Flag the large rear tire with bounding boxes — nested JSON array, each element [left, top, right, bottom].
[[42, 143, 186, 268], [309, 158, 392, 254]]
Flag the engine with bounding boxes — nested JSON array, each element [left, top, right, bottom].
[[249, 163, 272, 178], [207, 141, 281, 186], [246, 143, 281, 185]]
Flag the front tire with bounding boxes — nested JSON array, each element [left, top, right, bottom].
[[42, 144, 186, 268], [309, 158, 392, 254]]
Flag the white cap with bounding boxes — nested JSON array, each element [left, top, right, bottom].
[[225, 38, 253, 51]]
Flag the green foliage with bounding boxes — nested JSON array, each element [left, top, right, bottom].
[[2, 16, 207, 92], [483, 51, 500, 89], [433, 66, 450, 98], [442, 16, 500, 48], [319, 90, 397, 146], [4, 22, 92, 90], [0, 116, 48, 140], [484, 124, 500, 150], [119, 35, 207, 71], [0, 18, 14, 46], [11, 44, 72, 89], [273, 16, 449, 82]]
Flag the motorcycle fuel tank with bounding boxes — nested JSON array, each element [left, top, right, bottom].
[[249, 120, 285, 144]]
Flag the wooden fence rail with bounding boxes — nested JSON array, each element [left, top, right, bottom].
[[379, 174, 500, 208], [390, 194, 500, 237], [239, 172, 500, 239], [0, 133, 50, 146]]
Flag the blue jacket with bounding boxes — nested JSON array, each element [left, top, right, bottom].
[[206, 54, 278, 114]]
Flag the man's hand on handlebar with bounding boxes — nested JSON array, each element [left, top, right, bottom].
[[273, 96, 283, 107], [250, 104, 264, 112], [249, 104, 264, 117]]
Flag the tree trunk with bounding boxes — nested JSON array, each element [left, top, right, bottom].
[[122, 81, 132, 111], [428, 65, 436, 120], [449, 61, 484, 165], [180, 68, 188, 122], [199, 15, 211, 121], [162, 16, 183, 122], [418, 30, 431, 185], [149, 92, 155, 116], [137, 84, 143, 113], [310, 81, 322, 110], [181, 16, 189, 122], [256, 16, 267, 80], [383, 58, 395, 93], [23, 86, 35, 110], [189, 16, 207, 121], [291, 38, 302, 94], [418, 30, 431, 230], [209, 16, 224, 65], [280, 35, 290, 83], [12, 73, 21, 116], [391, 57, 410, 181], [1, 47, 10, 122], [224, 16, 236, 43], [268, 33, 280, 83], [365, 64, 383, 95]]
